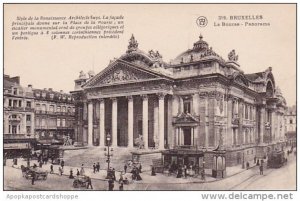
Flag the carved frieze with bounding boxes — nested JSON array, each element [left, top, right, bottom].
[[100, 69, 139, 84]]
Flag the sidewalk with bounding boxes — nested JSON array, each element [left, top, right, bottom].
[[7, 158, 256, 185]]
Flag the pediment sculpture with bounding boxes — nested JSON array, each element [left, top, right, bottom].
[[100, 69, 139, 84]]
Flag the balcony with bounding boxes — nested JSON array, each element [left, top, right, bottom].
[[25, 107, 34, 112]]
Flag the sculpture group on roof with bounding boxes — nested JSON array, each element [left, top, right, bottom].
[[228, 49, 239, 62]]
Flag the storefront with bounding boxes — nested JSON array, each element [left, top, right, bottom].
[[162, 148, 204, 174]]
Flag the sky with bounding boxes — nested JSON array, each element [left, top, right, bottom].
[[4, 4, 296, 106]]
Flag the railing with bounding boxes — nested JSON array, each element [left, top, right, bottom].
[[173, 145, 199, 150]]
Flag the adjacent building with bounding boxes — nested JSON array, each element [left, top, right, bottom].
[[285, 105, 296, 147], [72, 34, 287, 168], [3, 74, 76, 155]]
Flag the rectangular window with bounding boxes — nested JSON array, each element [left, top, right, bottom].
[[13, 100, 18, 107], [42, 104, 46, 112], [26, 115, 31, 121], [26, 101, 31, 108], [41, 118, 46, 127], [245, 105, 248, 119], [19, 100, 22, 107], [49, 105, 54, 113], [183, 101, 191, 114], [12, 125, 17, 134], [9, 99, 12, 107], [57, 119, 61, 127], [35, 103, 40, 110], [62, 119, 66, 127], [13, 88, 17, 95], [26, 126, 31, 134]]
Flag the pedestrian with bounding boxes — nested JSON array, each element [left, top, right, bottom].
[[151, 166, 156, 176], [59, 167, 63, 176], [184, 165, 187, 178], [201, 169, 205, 181], [50, 164, 54, 174], [76, 169, 80, 177], [259, 164, 263, 175], [254, 156, 256, 164], [119, 180, 124, 191], [80, 164, 85, 176], [139, 163, 142, 173], [124, 164, 127, 173], [69, 169, 74, 179], [39, 160, 43, 168], [31, 171, 36, 185], [93, 163, 96, 173], [176, 166, 182, 178], [60, 159, 65, 169], [256, 159, 260, 166], [246, 162, 250, 170], [112, 168, 116, 180], [96, 162, 100, 172], [86, 176, 93, 189], [108, 178, 114, 191]]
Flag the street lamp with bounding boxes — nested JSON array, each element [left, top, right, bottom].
[[104, 133, 113, 179], [202, 161, 206, 180]]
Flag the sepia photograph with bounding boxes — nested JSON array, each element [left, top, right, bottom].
[[2, 3, 297, 192]]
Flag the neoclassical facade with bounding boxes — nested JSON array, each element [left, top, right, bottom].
[[72, 34, 287, 166]]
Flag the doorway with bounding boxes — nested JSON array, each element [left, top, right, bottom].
[[183, 128, 191, 146]]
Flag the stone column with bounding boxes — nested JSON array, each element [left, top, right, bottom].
[[158, 93, 165, 149], [99, 98, 105, 146], [127, 96, 134, 148], [205, 96, 209, 147], [193, 93, 199, 116], [227, 97, 233, 146], [111, 98, 118, 147], [153, 100, 159, 147], [271, 110, 275, 142], [31, 113, 35, 136], [88, 101, 93, 146], [260, 107, 265, 143], [179, 96, 183, 114], [142, 95, 149, 149]]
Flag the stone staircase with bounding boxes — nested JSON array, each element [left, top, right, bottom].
[[63, 147, 133, 172], [131, 150, 162, 171]]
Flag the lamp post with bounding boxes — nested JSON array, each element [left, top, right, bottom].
[[105, 133, 113, 179], [202, 161, 206, 180]]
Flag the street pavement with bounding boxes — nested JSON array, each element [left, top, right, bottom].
[[4, 149, 296, 190], [4, 153, 296, 190]]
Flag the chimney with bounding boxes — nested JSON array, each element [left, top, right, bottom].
[[49, 88, 52, 91], [28, 84, 32, 88], [60, 90, 64, 93]]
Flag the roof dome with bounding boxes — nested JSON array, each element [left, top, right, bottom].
[[193, 34, 209, 51], [171, 34, 225, 65]]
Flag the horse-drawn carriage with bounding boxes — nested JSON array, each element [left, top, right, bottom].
[[73, 175, 89, 188], [21, 165, 48, 180]]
